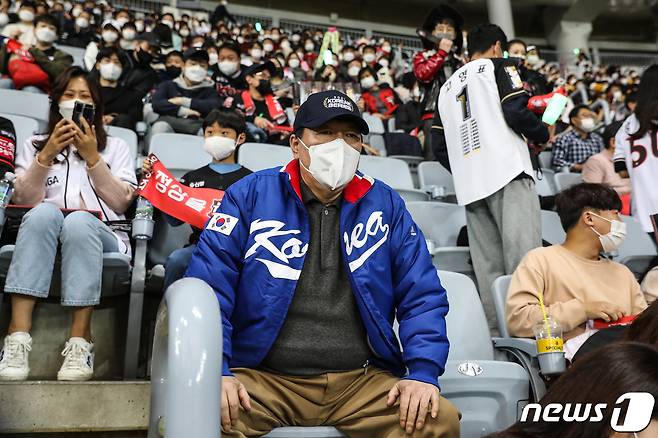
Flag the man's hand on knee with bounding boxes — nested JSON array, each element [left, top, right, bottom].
[[386, 379, 439, 434], [221, 376, 252, 432]]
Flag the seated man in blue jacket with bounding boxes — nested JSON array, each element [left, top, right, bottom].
[[185, 90, 459, 437], [150, 47, 220, 137]]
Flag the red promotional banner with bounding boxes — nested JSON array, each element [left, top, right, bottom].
[[136, 154, 225, 229]]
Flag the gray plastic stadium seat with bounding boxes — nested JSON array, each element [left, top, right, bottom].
[[367, 134, 387, 156], [396, 188, 430, 202], [358, 156, 413, 189], [538, 151, 552, 170], [617, 215, 657, 261], [406, 202, 473, 277], [0, 112, 39, 148], [537, 169, 557, 196], [417, 161, 455, 195], [148, 133, 208, 178], [145, 212, 193, 292], [388, 155, 424, 188], [540, 210, 566, 245], [439, 271, 530, 436], [237, 142, 293, 172], [362, 113, 385, 134], [56, 44, 86, 68], [107, 125, 138, 162], [553, 172, 582, 192], [0, 89, 50, 128]]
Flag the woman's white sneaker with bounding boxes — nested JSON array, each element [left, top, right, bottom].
[[57, 337, 94, 381], [0, 332, 32, 381]]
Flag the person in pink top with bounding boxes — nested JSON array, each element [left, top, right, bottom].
[[582, 121, 632, 196]]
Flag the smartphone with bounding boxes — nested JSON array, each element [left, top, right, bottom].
[[72, 101, 95, 128]]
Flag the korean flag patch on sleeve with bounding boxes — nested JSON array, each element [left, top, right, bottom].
[[504, 66, 524, 90], [206, 213, 239, 236]]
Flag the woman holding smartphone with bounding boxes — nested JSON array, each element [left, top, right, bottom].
[[0, 66, 137, 382]]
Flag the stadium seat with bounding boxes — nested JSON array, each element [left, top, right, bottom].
[[362, 113, 385, 135], [417, 161, 455, 196], [107, 125, 139, 163], [395, 188, 430, 202], [388, 155, 424, 188], [285, 107, 296, 125], [150, 272, 532, 437], [56, 44, 86, 68], [553, 172, 582, 192], [358, 156, 413, 189], [367, 134, 387, 156], [0, 112, 39, 149], [145, 212, 193, 293], [541, 210, 566, 245], [617, 215, 658, 261], [536, 169, 557, 196], [490, 275, 547, 403], [237, 142, 293, 172], [0, 89, 50, 128], [538, 151, 552, 170], [148, 133, 208, 178], [406, 202, 473, 277]]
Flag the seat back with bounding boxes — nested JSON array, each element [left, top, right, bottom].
[[538, 151, 552, 169], [358, 156, 413, 189], [0, 113, 39, 149], [406, 202, 466, 247], [362, 113, 385, 134], [0, 89, 50, 128], [56, 44, 86, 67], [237, 142, 293, 172], [149, 133, 208, 178], [148, 212, 194, 267], [541, 210, 566, 245], [538, 169, 557, 195], [396, 188, 430, 203], [617, 215, 657, 260], [440, 270, 494, 361], [535, 174, 555, 196], [107, 125, 138, 161], [417, 161, 455, 193], [491, 275, 512, 337], [554, 172, 582, 192]]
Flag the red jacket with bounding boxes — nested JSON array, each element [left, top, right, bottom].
[[412, 49, 449, 83], [362, 87, 399, 116]]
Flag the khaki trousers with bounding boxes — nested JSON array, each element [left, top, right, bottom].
[[223, 366, 460, 438]]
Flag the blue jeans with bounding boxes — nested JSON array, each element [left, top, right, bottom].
[[0, 77, 45, 94], [4, 203, 119, 306], [246, 122, 268, 143], [163, 244, 196, 291]]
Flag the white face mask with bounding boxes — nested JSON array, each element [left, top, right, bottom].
[[135, 21, 144, 32], [298, 137, 360, 191], [291, 34, 300, 43], [208, 52, 219, 66], [71, 7, 81, 17], [122, 29, 136, 40], [161, 20, 174, 29], [363, 53, 376, 63], [35, 27, 57, 44], [379, 58, 389, 68], [263, 43, 274, 52], [184, 65, 207, 83], [251, 48, 262, 59], [76, 17, 89, 28], [589, 212, 627, 253], [288, 58, 300, 69], [58, 99, 77, 120], [180, 29, 190, 37], [19, 10, 34, 22], [343, 52, 355, 62], [218, 60, 238, 76], [579, 117, 596, 132], [360, 76, 375, 90], [99, 62, 122, 81], [348, 66, 360, 77], [304, 43, 314, 51], [0, 13, 9, 27], [203, 135, 236, 161], [102, 31, 118, 43], [116, 17, 129, 27]]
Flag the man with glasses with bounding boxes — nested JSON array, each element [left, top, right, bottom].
[[186, 90, 460, 437]]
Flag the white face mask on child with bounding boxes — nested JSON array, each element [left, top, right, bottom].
[[203, 135, 236, 161]]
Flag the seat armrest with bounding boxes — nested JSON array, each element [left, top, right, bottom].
[[493, 337, 538, 358]]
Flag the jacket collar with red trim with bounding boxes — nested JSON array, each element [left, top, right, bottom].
[[281, 159, 374, 204]]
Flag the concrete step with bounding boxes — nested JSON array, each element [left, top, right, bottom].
[[0, 381, 150, 434]]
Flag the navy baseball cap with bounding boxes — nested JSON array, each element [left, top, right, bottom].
[[293, 90, 369, 135], [183, 47, 209, 63]]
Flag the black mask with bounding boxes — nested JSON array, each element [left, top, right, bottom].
[[256, 79, 272, 95], [165, 65, 181, 79], [135, 49, 153, 66]]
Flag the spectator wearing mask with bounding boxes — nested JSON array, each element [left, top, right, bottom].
[[95, 47, 143, 130], [143, 109, 252, 290], [123, 32, 161, 98], [0, 14, 74, 93], [243, 41, 263, 66], [506, 183, 647, 357], [302, 38, 317, 66], [1, 0, 37, 46], [185, 90, 459, 437], [83, 22, 121, 72], [151, 47, 220, 137], [278, 37, 293, 57], [358, 66, 401, 120], [61, 10, 94, 48], [552, 105, 604, 172], [506, 38, 550, 96], [223, 61, 291, 144], [394, 73, 423, 134], [361, 45, 379, 68], [605, 82, 629, 122], [313, 63, 338, 84], [413, 5, 464, 159], [160, 49, 183, 81], [159, 13, 181, 51], [284, 51, 306, 82], [0, 67, 137, 382], [119, 22, 137, 51], [262, 37, 275, 56], [582, 121, 631, 197], [212, 41, 244, 96], [434, 24, 549, 332], [345, 59, 362, 82]]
